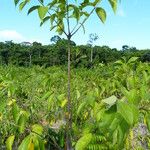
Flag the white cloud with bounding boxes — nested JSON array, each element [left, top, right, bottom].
[[0, 30, 25, 42], [0, 29, 44, 44]]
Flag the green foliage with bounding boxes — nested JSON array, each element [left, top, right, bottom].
[[75, 133, 92, 150], [6, 135, 15, 150], [0, 58, 150, 149], [14, 0, 118, 36]]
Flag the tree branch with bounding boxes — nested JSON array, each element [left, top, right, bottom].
[[71, 7, 96, 37]]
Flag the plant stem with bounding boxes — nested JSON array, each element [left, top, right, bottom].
[[66, 35, 72, 150]]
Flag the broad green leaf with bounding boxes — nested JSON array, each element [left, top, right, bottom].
[[93, 0, 102, 6], [109, 117, 120, 132], [18, 135, 32, 150], [99, 107, 116, 128], [96, 7, 106, 23], [19, 0, 30, 11], [121, 87, 140, 105], [117, 126, 124, 147], [32, 136, 39, 150], [38, 6, 48, 20], [130, 104, 139, 123], [18, 111, 29, 133], [6, 135, 15, 150], [28, 6, 40, 15], [102, 95, 117, 107], [117, 101, 133, 125], [75, 133, 92, 150], [37, 137, 45, 150], [127, 57, 139, 64], [32, 124, 43, 135], [28, 142, 34, 150], [12, 103, 20, 123], [108, 0, 118, 13]]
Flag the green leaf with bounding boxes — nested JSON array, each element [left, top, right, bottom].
[[95, 7, 106, 23], [56, 22, 64, 35], [127, 57, 139, 64], [69, 4, 80, 22], [117, 126, 124, 147], [40, 16, 50, 26], [28, 6, 40, 15], [6, 135, 15, 150], [75, 133, 92, 150], [12, 103, 20, 123], [102, 95, 117, 107], [17, 111, 29, 133], [93, 0, 102, 6], [77, 102, 86, 115], [121, 87, 140, 105], [19, 0, 30, 11], [117, 101, 133, 125], [38, 6, 48, 20], [32, 124, 43, 135], [50, 14, 56, 26], [130, 104, 139, 123], [37, 137, 45, 150], [48, 0, 58, 8], [145, 113, 150, 132], [18, 135, 32, 150], [109, 117, 120, 132], [108, 0, 118, 13], [14, 0, 20, 6]]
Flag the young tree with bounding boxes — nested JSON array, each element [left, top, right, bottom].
[[14, 0, 119, 149], [88, 33, 99, 63]]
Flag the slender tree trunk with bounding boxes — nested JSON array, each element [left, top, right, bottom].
[[66, 35, 72, 150]]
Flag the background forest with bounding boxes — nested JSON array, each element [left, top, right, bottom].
[[0, 37, 150, 67]]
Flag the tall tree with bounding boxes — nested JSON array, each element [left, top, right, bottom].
[[14, 0, 119, 149]]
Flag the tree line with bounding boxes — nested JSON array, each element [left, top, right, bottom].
[[0, 38, 150, 67]]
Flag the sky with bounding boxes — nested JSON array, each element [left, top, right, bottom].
[[0, 0, 150, 50]]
